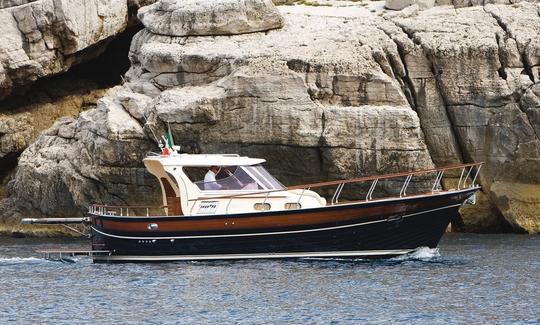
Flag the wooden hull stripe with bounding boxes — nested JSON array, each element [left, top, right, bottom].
[[91, 203, 462, 240], [92, 249, 415, 261]]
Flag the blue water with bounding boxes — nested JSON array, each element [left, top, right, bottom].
[[0, 234, 539, 324]]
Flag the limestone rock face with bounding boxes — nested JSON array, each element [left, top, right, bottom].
[[0, 85, 106, 163], [388, 3, 540, 232], [490, 182, 540, 233], [446, 0, 539, 8], [521, 84, 540, 138], [0, 79, 105, 162], [386, 0, 540, 10], [0, 0, 127, 100], [2, 1, 540, 234], [138, 0, 284, 37], [0, 0, 159, 101], [385, 0, 432, 11], [0, 1, 38, 9], [2, 87, 160, 221]]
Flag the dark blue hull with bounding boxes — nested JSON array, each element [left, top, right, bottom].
[[90, 189, 477, 262]]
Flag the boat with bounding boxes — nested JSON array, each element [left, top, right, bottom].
[[23, 143, 482, 262]]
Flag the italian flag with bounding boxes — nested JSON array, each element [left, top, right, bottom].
[[161, 124, 174, 155], [166, 127, 174, 148]]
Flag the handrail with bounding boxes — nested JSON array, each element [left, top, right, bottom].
[[88, 204, 169, 217], [89, 204, 168, 209], [471, 164, 482, 186], [366, 179, 378, 201], [399, 174, 412, 198], [331, 183, 345, 205], [187, 162, 484, 201], [432, 170, 444, 193], [287, 162, 482, 190]]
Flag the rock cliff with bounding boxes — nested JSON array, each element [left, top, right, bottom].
[[0, 0, 160, 99], [0, 0, 124, 100], [1, 0, 539, 234], [0, 0, 158, 166], [385, 0, 539, 10]]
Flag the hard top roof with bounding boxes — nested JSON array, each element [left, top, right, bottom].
[[144, 153, 266, 167]]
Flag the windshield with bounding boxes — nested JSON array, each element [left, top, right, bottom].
[[193, 165, 285, 191], [243, 165, 285, 190]]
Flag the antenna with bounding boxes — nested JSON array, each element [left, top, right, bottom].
[[141, 112, 160, 144]]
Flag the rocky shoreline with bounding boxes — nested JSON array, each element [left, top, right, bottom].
[[1, 0, 539, 236]]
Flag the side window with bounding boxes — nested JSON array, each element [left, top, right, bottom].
[[183, 167, 210, 190], [254, 203, 271, 211], [284, 203, 301, 210], [183, 167, 207, 183]]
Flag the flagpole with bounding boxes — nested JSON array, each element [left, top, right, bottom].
[[167, 122, 174, 147]]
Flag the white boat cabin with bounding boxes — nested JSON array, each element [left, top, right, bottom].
[[143, 152, 326, 216]]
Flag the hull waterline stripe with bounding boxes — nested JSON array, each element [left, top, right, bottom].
[[92, 249, 415, 261], [91, 203, 462, 240]]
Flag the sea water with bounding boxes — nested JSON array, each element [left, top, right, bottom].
[[0, 234, 538, 324]]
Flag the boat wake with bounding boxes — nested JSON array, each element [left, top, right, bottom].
[[391, 247, 440, 261], [0, 256, 83, 265], [0, 257, 42, 262], [298, 247, 441, 264], [0, 257, 45, 266]]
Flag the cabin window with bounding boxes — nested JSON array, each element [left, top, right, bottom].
[[245, 165, 285, 190], [185, 166, 261, 191], [184, 165, 285, 192], [183, 167, 207, 183], [254, 203, 271, 211], [284, 203, 301, 210]]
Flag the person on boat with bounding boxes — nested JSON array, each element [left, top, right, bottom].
[[217, 167, 244, 189], [216, 167, 234, 180], [204, 166, 222, 190]]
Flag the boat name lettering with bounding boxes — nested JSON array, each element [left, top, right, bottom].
[[197, 201, 219, 214]]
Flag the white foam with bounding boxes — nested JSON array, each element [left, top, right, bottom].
[[392, 247, 440, 261], [0, 257, 43, 263]]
